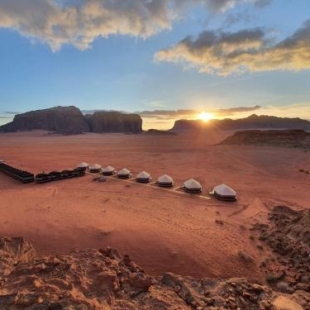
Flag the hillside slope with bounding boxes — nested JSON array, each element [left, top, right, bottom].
[[0, 235, 308, 310], [219, 129, 310, 148]]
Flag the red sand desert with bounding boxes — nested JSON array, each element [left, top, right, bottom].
[[1, 131, 310, 283]]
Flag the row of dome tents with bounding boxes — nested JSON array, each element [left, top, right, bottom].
[[77, 162, 236, 201]]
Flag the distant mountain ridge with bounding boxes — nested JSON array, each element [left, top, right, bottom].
[[220, 129, 310, 149], [171, 114, 310, 132], [0, 106, 143, 134]]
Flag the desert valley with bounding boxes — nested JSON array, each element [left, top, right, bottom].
[[1, 117, 310, 308]]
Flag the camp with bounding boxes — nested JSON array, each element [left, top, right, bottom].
[[183, 178, 202, 193], [89, 164, 102, 173], [102, 166, 116, 176], [117, 168, 131, 179], [157, 174, 174, 187], [76, 162, 89, 171], [136, 171, 151, 183], [212, 184, 237, 201]]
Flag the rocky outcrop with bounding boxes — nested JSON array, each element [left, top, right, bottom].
[[219, 129, 310, 148], [0, 237, 36, 277], [146, 129, 176, 135], [0, 236, 308, 309], [0, 106, 90, 134], [0, 107, 143, 134], [86, 111, 142, 133], [171, 114, 310, 133], [252, 206, 310, 295]]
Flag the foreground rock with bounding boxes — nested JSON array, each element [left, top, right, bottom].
[[219, 129, 310, 149], [0, 237, 308, 309], [252, 206, 310, 298], [0, 106, 143, 134]]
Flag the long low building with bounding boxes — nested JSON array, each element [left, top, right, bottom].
[[0, 162, 34, 183]]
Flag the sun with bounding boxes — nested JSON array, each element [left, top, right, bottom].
[[197, 111, 214, 122]]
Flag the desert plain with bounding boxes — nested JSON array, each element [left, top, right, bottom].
[[0, 130, 310, 284]]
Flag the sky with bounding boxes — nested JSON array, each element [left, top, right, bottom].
[[0, 0, 310, 130]]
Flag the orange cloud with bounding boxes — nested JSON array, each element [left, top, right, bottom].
[[0, 0, 272, 51], [155, 20, 310, 75]]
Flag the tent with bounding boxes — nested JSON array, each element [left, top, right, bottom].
[[213, 184, 237, 201], [76, 162, 89, 171], [183, 178, 202, 193], [157, 174, 174, 187], [102, 166, 116, 176], [117, 168, 131, 179], [136, 171, 151, 183], [89, 164, 102, 173]]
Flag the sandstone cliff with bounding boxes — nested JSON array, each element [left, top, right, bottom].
[[219, 129, 310, 148], [86, 111, 142, 133], [0, 106, 90, 134], [0, 107, 143, 134], [171, 114, 310, 133]]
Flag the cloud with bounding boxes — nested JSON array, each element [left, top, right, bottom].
[[202, 0, 271, 12], [254, 0, 272, 8], [0, 0, 272, 51], [217, 105, 261, 115], [155, 19, 310, 75], [139, 105, 261, 120], [139, 109, 197, 120], [0, 0, 174, 51], [3, 111, 19, 115]]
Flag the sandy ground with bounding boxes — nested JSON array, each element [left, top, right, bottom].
[[0, 130, 310, 282]]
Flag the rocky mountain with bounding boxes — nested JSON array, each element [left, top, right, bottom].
[[0, 106, 90, 134], [171, 114, 310, 133], [0, 230, 308, 310], [0, 107, 143, 134], [219, 129, 310, 149], [86, 111, 142, 133]]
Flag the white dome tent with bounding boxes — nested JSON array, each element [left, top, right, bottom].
[[136, 171, 151, 183], [89, 164, 102, 173], [102, 166, 116, 176], [157, 174, 174, 187], [213, 184, 237, 201], [117, 168, 131, 179], [76, 162, 89, 171], [183, 179, 202, 193]]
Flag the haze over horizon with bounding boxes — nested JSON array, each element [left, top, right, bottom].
[[1, 0, 310, 129]]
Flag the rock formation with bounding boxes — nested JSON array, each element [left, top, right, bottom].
[[171, 114, 310, 133], [86, 111, 142, 133], [146, 129, 176, 135], [0, 107, 143, 134], [219, 129, 310, 148], [252, 206, 310, 295], [0, 234, 309, 309], [0, 106, 90, 134]]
